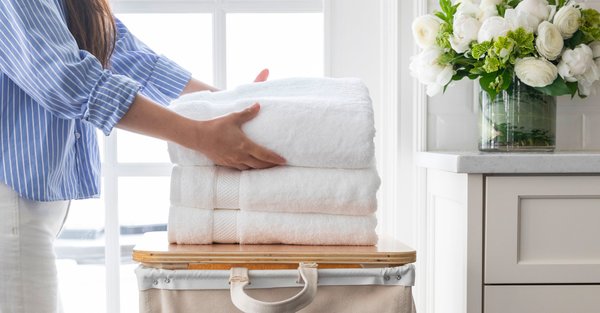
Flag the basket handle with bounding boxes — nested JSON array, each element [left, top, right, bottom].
[[229, 262, 318, 313]]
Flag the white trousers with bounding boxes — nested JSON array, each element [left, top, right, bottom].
[[0, 183, 69, 313]]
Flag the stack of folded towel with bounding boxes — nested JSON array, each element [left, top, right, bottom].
[[167, 77, 380, 245]]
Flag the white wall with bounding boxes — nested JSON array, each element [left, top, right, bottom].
[[326, 0, 418, 245], [425, 0, 600, 151]]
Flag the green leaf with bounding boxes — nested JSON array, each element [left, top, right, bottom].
[[534, 76, 573, 96], [469, 60, 487, 75], [565, 30, 585, 49], [440, 0, 451, 12], [566, 81, 579, 98], [500, 68, 514, 91], [480, 72, 500, 99], [558, 0, 566, 8], [497, 4, 508, 16], [548, 0, 566, 7], [438, 51, 457, 64], [434, 12, 447, 22], [435, 0, 458, 24], [440, 52, 478, 67], [497, 0, 521, 16], [452, 70, 471, 81], [508, 0, 520, 7]]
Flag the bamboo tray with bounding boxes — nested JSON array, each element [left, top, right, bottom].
[[133, 232, 416, 270]]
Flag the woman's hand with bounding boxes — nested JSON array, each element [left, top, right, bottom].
[[119, 69, 282, 170], [189, 103, 286, 170], [187, 68, 279, 170], [254, 68, 269, 82], [181, 68, 270, 95]]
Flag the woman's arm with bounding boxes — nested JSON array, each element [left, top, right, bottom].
[[0, 1, 283, 169], [117, 94, 286, 170], [180, 78, 219, 94], [180, 69, 269, 95], [0, 0, 140, 135]]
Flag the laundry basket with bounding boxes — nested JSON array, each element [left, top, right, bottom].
[[133, 232, 417, 313]]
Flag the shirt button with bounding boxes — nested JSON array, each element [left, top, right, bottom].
[[75, 132, 81, 139]]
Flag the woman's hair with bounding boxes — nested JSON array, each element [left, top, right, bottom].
[[64, 0, 116, 68]]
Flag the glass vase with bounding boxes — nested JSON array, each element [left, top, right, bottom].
[[479, 77, 556, 152]]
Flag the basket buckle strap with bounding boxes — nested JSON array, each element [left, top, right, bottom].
[[229, 267, 249, 284], [229, 263, 319, 313]]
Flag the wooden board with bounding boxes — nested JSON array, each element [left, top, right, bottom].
[[133, 232, 416, 269]]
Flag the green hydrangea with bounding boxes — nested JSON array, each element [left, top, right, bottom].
[[433, 0, 458, 51], [483, 55, 502, 73], [507, 28, 535, 58], [436, 22, 454, 51], [470, 28, 535, 75], [491, 36, 516, 63], [581, 9, 600, 43], [471, 41, 492, 59]]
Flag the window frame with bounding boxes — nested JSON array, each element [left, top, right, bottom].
[[78, 1, 405, 312], [101, 1, 325, 312]]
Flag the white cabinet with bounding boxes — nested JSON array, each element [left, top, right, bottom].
[[417, 152, 600, 313], [485, 176, 600, 284], [484, 286, 600, 313]]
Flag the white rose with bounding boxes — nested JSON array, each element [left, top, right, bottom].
[[515, 57, 558, 87], [558, 44, 595, 82], [412, 15, 441, 49], [456, 0, 482, 18], [536, 21, 564, 60], [515, 0, 552, 28], [505, 8, 541, 33], [589, 59, 600, 95], [478, 16, 511, 43], [479, 5, 499, 21], [553, 3, 581, 39], [449, 14, 481, 53], [548, 5, 558, 21], [578, 61, 600, 96], [481, 0, 502, 7], [589, 41, 600, 59], [574, 48, 600, 96], [409, 47, 455, 96]]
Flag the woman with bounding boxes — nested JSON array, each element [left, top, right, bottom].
[[0, 0, 285, 312]]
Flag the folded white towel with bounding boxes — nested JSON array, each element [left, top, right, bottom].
[[168, 206, 378, 245], [170, 165, 380, 216], [168, 77, 375, 169]]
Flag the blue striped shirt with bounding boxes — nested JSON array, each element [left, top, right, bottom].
[[0, 0, 192, 201]]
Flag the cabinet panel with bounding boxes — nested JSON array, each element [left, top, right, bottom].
[[485, 285, 600, 313], [519, 198, 600, 262], [485, 176, 600, 284]]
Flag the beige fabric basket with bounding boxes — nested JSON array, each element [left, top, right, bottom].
[[136, 263, 416, 313]]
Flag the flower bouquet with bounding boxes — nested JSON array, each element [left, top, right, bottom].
[[410, 0, 600, 151]]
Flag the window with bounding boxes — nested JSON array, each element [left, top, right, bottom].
[[56, 1, 324, 312]]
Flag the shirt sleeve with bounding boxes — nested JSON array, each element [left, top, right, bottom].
[[0, 0, 141, 136], [111, 18, 192, 106]]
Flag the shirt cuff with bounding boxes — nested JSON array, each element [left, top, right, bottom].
[[145, 56, 192, 102], [84, 72, 141, 136]]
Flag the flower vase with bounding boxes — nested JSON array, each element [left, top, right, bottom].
[[479, 77, 556, 152]]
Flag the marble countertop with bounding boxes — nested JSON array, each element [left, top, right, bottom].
[[417, 151, 600, 173]]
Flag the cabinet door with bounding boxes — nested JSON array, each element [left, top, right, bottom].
[[485, 176, 600, 284], [485, 285, 600, 313]]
